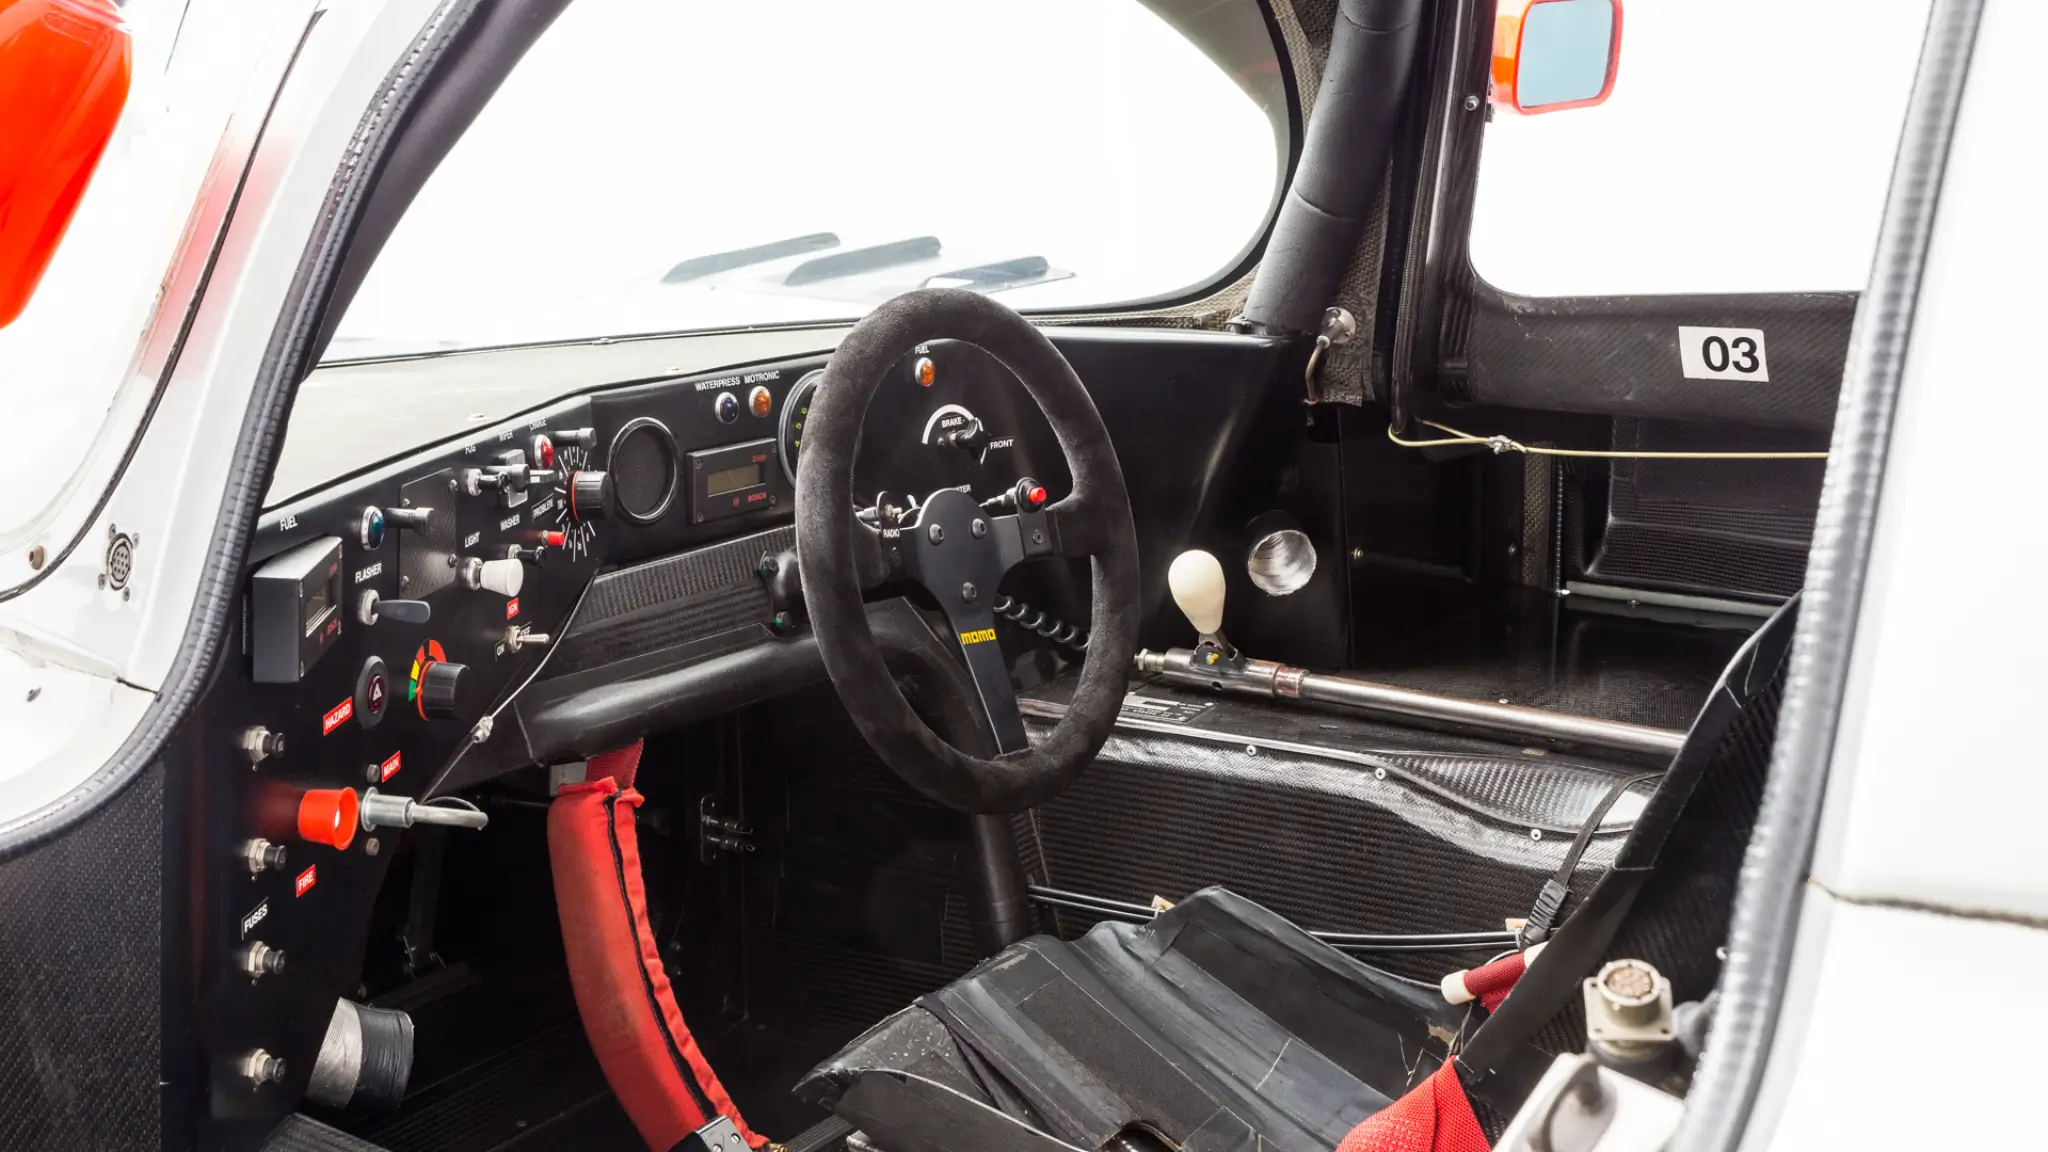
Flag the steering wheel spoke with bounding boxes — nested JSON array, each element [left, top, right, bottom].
[[851, 518, 907, 591], [946, 611, 1030, 753]]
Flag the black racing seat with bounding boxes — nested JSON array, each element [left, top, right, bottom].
[[798, 600, 1797, 1152]]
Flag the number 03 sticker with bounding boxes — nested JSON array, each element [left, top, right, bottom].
[[1677, 326, 1769, 382]]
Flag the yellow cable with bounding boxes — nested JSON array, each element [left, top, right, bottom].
[[1387, 419, 1829, 461]]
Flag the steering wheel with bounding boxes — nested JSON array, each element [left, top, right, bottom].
[[794, 289, 1141, 814]]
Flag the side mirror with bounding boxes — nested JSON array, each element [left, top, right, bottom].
[[0, 0, 132, 328], [1491, 0, 1622, 115]]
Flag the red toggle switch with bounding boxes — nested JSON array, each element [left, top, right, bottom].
[[542, 530, 566, 548], [298, 789, 359, 850]]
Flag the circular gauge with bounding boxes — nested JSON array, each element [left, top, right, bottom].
[[609, 417, 679, 524], [779, 369, 824, 487]]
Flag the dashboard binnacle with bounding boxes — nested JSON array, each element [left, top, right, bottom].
[[196, 340, 1069, 1140]]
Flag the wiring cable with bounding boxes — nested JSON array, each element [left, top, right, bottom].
[[1388, 419, 1830, 461]]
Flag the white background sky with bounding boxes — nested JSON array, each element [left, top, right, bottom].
[[2, 0, 1943, 536], [342, 0, 1940, 350], [1471, 0, 1934, 296], [336, 0, 1283, 350]]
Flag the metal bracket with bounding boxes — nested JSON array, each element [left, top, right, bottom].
[[1303, 306, 1357, 405], [678, 1116, 745, 1152], [698, 795, 755, 863]]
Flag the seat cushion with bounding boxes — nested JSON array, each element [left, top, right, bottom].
[[801, 888, 1550, 1152]]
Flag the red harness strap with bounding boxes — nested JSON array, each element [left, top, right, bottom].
[[548, 741, 766, 1150], [1334, 1061, 1490, 1152]]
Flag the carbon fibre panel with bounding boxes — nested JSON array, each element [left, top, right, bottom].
[[1014, 716, 1629, 982], [1454, 287, 1853, 431], [0, 766, 160, 1152], [541, 526, 791, 679]]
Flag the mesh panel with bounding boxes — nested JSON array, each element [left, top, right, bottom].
[[0, 767, 161, 1152], [610, 423, 675, 521]]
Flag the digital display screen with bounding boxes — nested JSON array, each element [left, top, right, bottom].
[[705, 461, 763, 497], [303, 566, 340, 637]]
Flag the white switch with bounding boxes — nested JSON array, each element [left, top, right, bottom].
[[474, 557, 524, 598], [1168, 550, 1227, 637]]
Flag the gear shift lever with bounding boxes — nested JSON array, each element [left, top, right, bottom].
[[1168, 550, 1241, 667]]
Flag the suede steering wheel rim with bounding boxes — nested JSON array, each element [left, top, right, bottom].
[[794, 289, 1141, 814]]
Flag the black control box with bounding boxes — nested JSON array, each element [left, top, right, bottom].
[[687, 438, 785, 525], [250, 535, 345, 683]]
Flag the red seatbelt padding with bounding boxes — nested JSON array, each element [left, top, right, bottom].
[[1335, 1060, 1491, 1152], [1440, 941, 1546, 1012], [549, 770, 765, 1150]]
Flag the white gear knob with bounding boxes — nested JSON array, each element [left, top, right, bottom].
[[474, 557, 524, 598], [1167, 550, 1227, 637]]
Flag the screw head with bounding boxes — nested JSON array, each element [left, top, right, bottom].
[[928, 523, 945, 544], [960, 582, 978, 603], [1030, 529, 1045, 546], [365, 838, 381, 857], [1463, 94, 1481, 111], [27, 545, 44, 570], [971, 519, 987, 539]]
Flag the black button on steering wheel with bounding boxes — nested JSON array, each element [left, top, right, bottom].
[[794, 289, 1140, 813]]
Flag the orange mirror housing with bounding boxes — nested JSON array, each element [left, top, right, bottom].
[[1492, 0, 1622, 115], [0, 0, 131, 328]]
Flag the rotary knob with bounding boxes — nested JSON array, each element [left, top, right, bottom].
[[417, 660, 470, 721], [568, 471, 612, 523]]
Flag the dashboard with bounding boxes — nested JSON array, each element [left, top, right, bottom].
[[195, 337, 1091, 1145]]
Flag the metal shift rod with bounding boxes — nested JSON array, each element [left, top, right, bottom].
[[1135, 551, 1686, 761]]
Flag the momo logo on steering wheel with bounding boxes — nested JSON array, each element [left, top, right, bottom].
[[958, 628, 998, 645]]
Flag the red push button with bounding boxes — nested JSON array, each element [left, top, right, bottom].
[[1027, 486, 1047, 507], [542, 530, 566, 548], [297, 789, 359, 850]]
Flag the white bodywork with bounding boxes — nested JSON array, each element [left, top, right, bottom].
[[0, 0, 443, 821], [1745, 2, 2048, 1146]]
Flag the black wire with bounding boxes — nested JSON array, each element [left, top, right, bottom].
[[1027, 886, 1516, 954], [1519, 770, 1662, 946]]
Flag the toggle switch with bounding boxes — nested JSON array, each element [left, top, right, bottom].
[[241, 725, 285, 766], [504, 626, 550, 652], [242, 838, 288, 874], [383, 505, 431, 530], [240, 941, 287, 977], [358, 590, 430, 626]]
